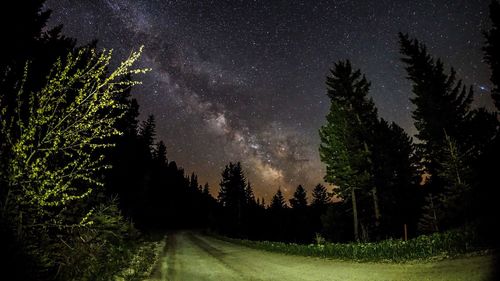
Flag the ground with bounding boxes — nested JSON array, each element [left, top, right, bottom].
[[146, 232, 496, 281]]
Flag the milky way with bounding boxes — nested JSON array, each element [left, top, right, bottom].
[[45, 0, 493, 201]]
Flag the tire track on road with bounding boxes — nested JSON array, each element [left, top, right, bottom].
[[186, 232, 259, 280]]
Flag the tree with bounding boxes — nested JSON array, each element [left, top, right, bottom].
[[484, 0, 500, 110], [139, 114, 156, 154], [189, 172, 199, 191], [218, 162, 248, 234], [398, 33, 495, 233], [0, 47, 147, 276], [245, 181, 256, 206], [270, 189, 287, 210], [319, 60, 377, 241], [154, 141, 168, 165], [399, 33, 473, 188], [371, 119, 421, 238], [202, 182, 210, 197], [290, 185, 308, 209], [438, 133, 471, 228], [311, 184, 330, 208]]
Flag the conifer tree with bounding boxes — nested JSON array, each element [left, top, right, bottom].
[[202, 182, 210, 197], [290, 185, 308, 209], [311, 184, 330, 207], [484, 0, 500, 110], [399, 33, 473, 185], [270, 189, 286, 210], [154, 140, 168, 165], [371, 119, 421, 237], [319, 61, 377, 240], [139, 115, 156, 154], [218, 162, 247, 234], [245, 181, 256, 205]]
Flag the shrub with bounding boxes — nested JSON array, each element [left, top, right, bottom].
[[219, 229, 480, 262]]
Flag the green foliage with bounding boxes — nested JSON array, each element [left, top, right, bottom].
[[2, 47, 148, 216], [0, 46, 150, 280], [223, 229, 479, 262]]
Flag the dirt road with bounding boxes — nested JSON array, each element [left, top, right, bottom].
[[148, 232, 495, 281]]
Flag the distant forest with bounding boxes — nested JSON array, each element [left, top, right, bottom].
[[1, 1, 499, 280]]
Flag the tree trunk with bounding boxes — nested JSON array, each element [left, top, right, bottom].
[[372, 186, 381, 227], [351, 187, 359, 241]]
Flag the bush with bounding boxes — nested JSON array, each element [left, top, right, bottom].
[[220, 229, 480, 262]]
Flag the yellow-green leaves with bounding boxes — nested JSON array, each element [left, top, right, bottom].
[[2, 46, 148, 220]]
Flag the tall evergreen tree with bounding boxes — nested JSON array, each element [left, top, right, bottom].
[[371, 119, 421, 237], [311, 184, 330, 208], [290, 185, 308, 209], [202, 182, 210, 197], [399, 33, 485, 232], [270, 189, 286, 210], [218, 162, 247, 234], [399, 33, 473, 186], [245, 181, 256, 206], [319, 60, 378, 240], [139, 115, 156, 154], [484, 0, 500, 110]]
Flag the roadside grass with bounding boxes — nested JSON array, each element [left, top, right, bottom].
[[115, 235, 165, 281], [218, 229, 494, 263]]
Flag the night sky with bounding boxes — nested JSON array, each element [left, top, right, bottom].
[[45, 0, 493, 201]]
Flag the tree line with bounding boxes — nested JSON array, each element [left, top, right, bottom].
[[1, 1, 499, 280]]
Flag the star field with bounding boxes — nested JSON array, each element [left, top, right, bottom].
[[45, 0, 493, 200]]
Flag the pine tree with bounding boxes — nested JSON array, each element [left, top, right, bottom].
[[438, 133, 471, 227], [139, 115, 156, 154], [290, 185, 308, 209], [270, 189, 286, 210], [371, 119, 421, 237], [218, 162, 247, 234], [399, 33, 473, 184], [189, 172, 199, 191], [154, 141, 168, 165], [418, 193, 440, 233], [484, 0, 500, 110], [399, 33, 480, 232], [245, 181, 256, 205], [311, 184, 330, 207], [319, 60, 378, 240], [202, 182, 210, 196]]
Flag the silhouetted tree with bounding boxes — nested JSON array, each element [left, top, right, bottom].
[[399, 33, 496, 233], [311, 184, 330, 208], [399, 33, 473, 190], [290, 185, 308, 209], [371, 119, 421, 238], [218, 162, 248, 235], [484, 0, 500, 110], [154, 141, 168, 165], [270, 189, 287, 210], [139, 115, 156, 154]]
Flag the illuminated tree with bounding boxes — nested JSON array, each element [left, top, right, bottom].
[[319, 61, 376, 241], [1, 47, 148, 230]]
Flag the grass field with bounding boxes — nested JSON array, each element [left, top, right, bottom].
[[147, 232, 497, 281]]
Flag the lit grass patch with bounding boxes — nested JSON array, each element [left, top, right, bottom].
[[220, 229, 484, 262]]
